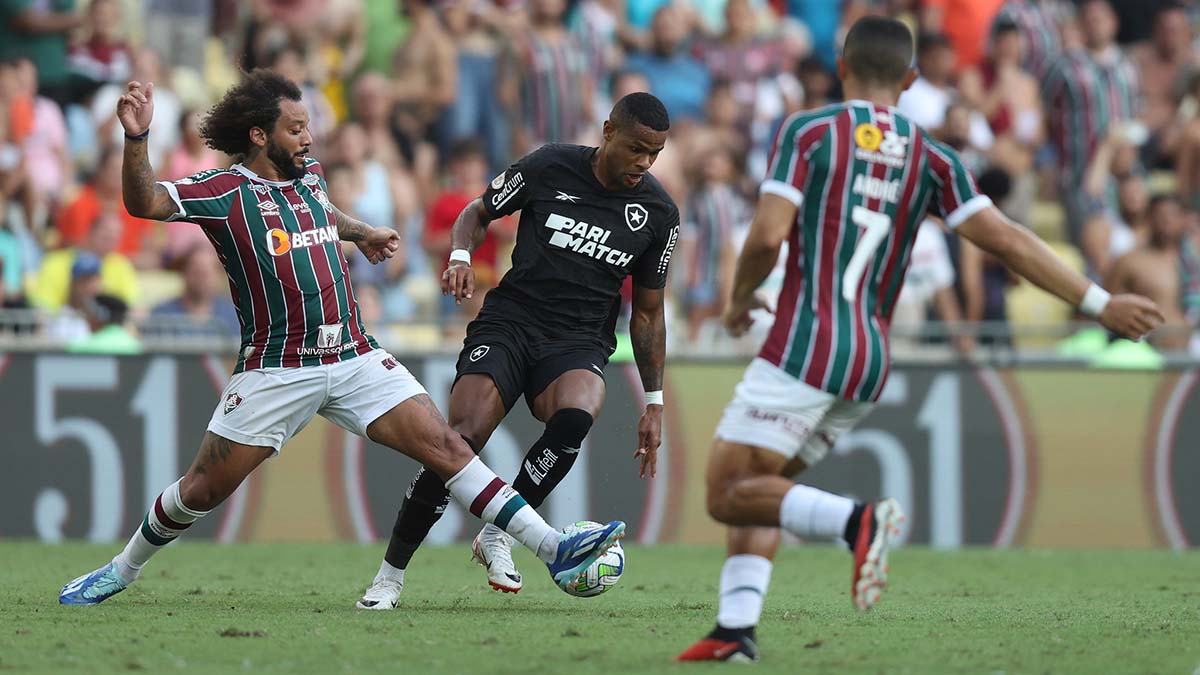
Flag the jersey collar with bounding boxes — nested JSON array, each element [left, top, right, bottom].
[[232, 163, 295, 187]]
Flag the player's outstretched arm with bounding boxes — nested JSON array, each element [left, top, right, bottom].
[[723, 193, 797, 337], [330, 205, 400, 265], [118, 81, 179, 221], [630, 284, 666, 479], [442, 198, 494, 302], [956, 206, 1165, 341]]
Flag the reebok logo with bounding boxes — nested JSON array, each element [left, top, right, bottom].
[[555, 191, 580, 202], [544, 213, 634, 268]]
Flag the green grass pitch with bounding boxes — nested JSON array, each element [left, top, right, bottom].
[[3, 542, 1197, 674]]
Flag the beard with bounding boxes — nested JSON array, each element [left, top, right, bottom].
[[267, 139, 306, 180]]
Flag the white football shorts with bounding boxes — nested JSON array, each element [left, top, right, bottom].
[[715, 358, 874, 467], [207, 349, 427, 451]]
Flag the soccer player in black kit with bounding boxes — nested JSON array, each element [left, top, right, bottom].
[[357, 93, 679, 608]]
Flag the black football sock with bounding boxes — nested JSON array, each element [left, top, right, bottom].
[[511, 408, 593, 508], [709, 624, 756, 642], [842, 502, 868, 548], [383, 435, 479, 570]]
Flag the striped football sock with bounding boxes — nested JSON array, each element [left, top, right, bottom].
[[113, 478, 208, 583], [445, 458, 559, 562], [716, 554, 773, 629]]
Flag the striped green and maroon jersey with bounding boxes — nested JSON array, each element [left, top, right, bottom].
[[1041, 47, 1138, 180], [758, 101, 992, 402], [157, 158, 378, 373]]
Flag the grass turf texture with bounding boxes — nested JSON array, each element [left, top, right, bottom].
[[3, 543, 1197, 674]]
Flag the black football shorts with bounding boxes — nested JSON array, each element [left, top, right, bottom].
[[453, 316, 609, 412]]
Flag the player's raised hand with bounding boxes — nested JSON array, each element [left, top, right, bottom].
[[116, 81, 154, 136], [634, 404, 662, 479], [1098, 294, 1166, 341], [722, 291, 773, 338], [442, 260, 476, 304], [356, 226, 400, 265]]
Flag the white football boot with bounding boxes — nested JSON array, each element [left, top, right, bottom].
[[355, 577, 403, 610], [471, 523, 523, 593]]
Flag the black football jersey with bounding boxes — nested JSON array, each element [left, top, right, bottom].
[[478, 144, 680, 349]]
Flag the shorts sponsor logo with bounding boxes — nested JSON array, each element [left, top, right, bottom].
[[317, 324, 345, 349], [223, 392, 243, 415], [470, 345, 490, 362], [267, 225, 340, 257], [743, 406, 810, 437], [625, 203, 649, 231], [381, 356, 399, 370], [297, 340, 359, 356], [490, 172, 524, 210], [544, 213, 635, 267]]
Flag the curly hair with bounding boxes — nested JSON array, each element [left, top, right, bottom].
[[199, 69, 302, 156]]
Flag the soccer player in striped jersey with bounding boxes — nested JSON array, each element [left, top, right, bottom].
[[59, 70, 625, 606], [677, 16, 1164, 663]]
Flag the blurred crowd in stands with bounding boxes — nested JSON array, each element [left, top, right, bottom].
[[1, 0, 1200, 362]]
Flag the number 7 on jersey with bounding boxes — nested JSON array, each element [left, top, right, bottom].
[[842, 206, 892, 302]]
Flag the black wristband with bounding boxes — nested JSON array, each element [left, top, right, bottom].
[[125, 129, 149, 141]]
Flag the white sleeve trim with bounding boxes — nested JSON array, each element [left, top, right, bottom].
[[944, 194, 993, 229], [157, 180, 187, 221], [760, 179, 804, 207]]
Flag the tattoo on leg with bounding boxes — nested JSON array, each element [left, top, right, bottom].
[[412, 395, 447, 424], [193, 434, 234, 476]]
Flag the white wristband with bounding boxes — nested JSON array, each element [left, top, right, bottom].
[[1080, 283, 1111, 318], [449, 249, 471, 265], [644, 390, 663, 406]]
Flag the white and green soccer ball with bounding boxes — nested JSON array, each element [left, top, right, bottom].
[[560, 520, 625, 598]]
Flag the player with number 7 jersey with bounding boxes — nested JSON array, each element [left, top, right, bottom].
[[680, 16, 1164, 663], [758, 99, 988, 403]]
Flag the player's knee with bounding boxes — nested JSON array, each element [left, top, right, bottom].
[[706, 482, 735, 524], [546, 408, 594, 448], [178, 473, 225, 512], [430, 428, 475, 476]]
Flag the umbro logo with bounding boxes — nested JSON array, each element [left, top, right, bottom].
[[470, 345, 490, 362], [555, 191, 580, 203]]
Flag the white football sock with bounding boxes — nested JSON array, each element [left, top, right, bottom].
[[779, 484, 854, 540], [716, 554, 773, 629], [375, 559, 405, 584], [114, 478, 208, 583], [444, 458, 557, 562]]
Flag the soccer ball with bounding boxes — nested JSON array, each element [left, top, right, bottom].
[[560, 521, 625, 598]]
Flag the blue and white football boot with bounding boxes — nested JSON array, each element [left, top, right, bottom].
[[545, 520, 625, 589], [59, 561, 128, 605]]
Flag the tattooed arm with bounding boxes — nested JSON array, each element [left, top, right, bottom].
[[117, 81, 179, 220], [630, 284, 666, 394], [630, 283, 666, 478], [331, 205, 372, 241], [330, 204, 400, 264]]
